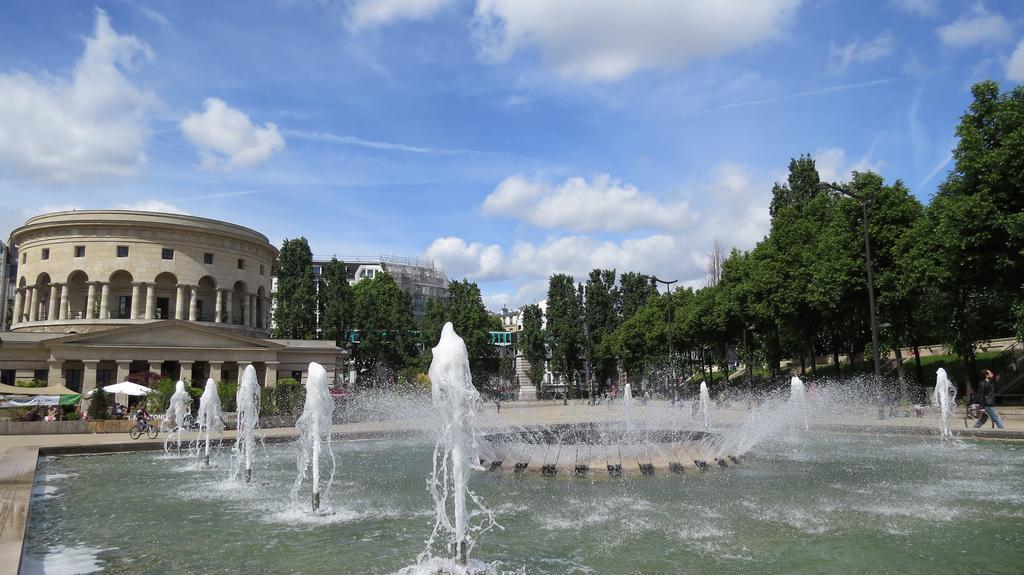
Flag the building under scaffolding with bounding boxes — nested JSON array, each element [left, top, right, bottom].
[[310, 255, 448, 325]]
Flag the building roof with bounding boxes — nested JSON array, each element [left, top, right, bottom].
[[271, 339, 343, 349], [0, 332, 65, 343]]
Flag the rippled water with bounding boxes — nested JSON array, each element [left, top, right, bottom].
[[23, 434, 1024, 574]]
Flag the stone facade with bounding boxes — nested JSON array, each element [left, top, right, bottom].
[[1, 211, 345, 403]]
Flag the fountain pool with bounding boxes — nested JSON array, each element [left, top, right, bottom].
[[23, 434, 1024, 574]]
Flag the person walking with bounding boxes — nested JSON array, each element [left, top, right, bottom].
[[973, 369, 1004, 429]]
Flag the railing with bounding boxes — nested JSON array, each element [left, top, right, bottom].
[[994, 340, 1024, 399]]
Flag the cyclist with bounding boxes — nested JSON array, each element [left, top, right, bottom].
[[136, 404, 150, 430]]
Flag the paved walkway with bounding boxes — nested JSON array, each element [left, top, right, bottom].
[[2, 400, 1022, 574]]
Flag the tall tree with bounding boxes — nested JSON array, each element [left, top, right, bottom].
[[546, 273, 584, 390], [320, 258, 353, 345], [519, 304, 547, 390], [585, 269, 619, 392], [618, 272, 658, 323], [272, 238, 317, 339], [351, 272, 416, 373], [417, 280, 500, 375]]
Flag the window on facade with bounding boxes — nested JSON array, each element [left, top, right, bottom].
[[291, 371, 302, 381], [161, 248, 174, 260], [312, 266, 321, 275], [97, 369, 115, 387], [21, 253, 26, 263], [204, 253, 214, 264], [64, 369, 82, 392], [41, 248, 49, 260], [33, 369, 48, 382], [156, 297, 170, 319], [0, 370, 14, 386], [260, 264, 265, 275], [74, 245, 85, 257], [116, 245, 129, 257], [237, 258, 245, 270], [118, 296, 131, 319]]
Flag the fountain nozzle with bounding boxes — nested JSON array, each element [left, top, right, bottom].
[[245, 468, 251, 483], [312, 491, 320, 512]]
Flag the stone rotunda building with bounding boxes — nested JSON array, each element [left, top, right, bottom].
[[0, 210, 343, 402]]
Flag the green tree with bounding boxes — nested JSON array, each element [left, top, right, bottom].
[[618, 272, 658, 322], [320, 258, 354, 345], [272, 238, 317, 339], [351, 272, 416, 373], [519, 304, 547, 390], [585, 269, 619, 393], [417, 280, 500, 376], [546, 274, 584, 392]]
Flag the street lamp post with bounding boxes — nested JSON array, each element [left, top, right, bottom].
[[819, 182, 881, 378], [651, 277, 678, 401]]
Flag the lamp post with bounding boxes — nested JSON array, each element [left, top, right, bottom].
[[651, 277, 678, 401], [819, 181, 881, 378]]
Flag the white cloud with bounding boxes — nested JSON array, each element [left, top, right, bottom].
[[180, 98, 285, 171], [482, 174, 692, 233], [426, 237, 504, 280], [0, 9, 155, 184], [113, 199, 188, 214], [889, 0, 937, 17], [472, 0, 800, 82], [347, 0, 454, 30], [936, 3, 1012, 47], [814, 147, 885, 183], [827, 32, 894, 75], [1008, 39, 1024, 82]]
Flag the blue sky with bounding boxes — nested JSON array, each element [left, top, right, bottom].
[[0, 0, 1022, 309]]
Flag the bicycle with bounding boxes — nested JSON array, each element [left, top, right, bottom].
[[129, 418, 159, 440], [964, 403, 994, 429]]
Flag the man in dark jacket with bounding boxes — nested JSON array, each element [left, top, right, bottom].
[[973, 369, 1005, 429]]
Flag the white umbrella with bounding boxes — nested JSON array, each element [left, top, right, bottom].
[[100, 382, 154, 396]]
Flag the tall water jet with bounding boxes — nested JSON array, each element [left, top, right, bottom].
[[933, 368, 957, 438], [233, 365, 261, 483], [424, 322, 495, 568], [790, 376, 808, 431], [195, 378, 223, 467], [164, 380, 191, 454], [623, 382, 634, 427], [699, 381, 711, 432], [292, 362, 335, 513]]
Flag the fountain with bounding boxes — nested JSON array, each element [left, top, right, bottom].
[[790, 376, 808, 431], [422, 322, 495, 570], [933, 368, 957, 437], [698, 381, 711, 431], [622, 382, 634, 427], [292, 362, 335, 512], [163, 380, 191, 454], [195, 378, 223, 467], [233, 365, 261, 483]]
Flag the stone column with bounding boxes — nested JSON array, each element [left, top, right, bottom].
[[47, 358, 63, 387], [47, 284, 59, 321], [248, 294, 256, 328], [28, 286, 39, 322], [224, 290, 233, 324], [99, 282, 110, 319], [179, 361, 194, 383], [81, 360, 99, 411], [264, 361, 279, 389], [188, 286, 198, 321], [145, 284, 156, 319], [240, 295, 249, 327], [115, 360, 131, 384], [13, 288, 23, 324], [86, 283, 97, 319], [209, 361, 223, 382], [175, 285, 186, 320], [58, 284, 69, 320], [265, 297, 272, 331], [148, 359, 164, 378], [130, 283, 142, 319], [214, 289, 223, 323]]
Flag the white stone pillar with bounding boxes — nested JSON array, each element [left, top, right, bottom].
[[85, 283, 97, 319], [81, 360, 99, 411], [47, 358, 63, 387], [145, 284, 156, 319], [179, 361, 194, 383], [214, 289, 223, 323], [188, 285, 198, 321], [28, 286, 39, 323], [47, 284, 59, 321], [175, 285, 186, 320], [115, 361, 130, 384], [99, 282, 110, 319], [264, 361, 279, 388], [209, 361, 223, 382], [130, 283, 142, 319], [248, 294, 256, 327], [224, 290, 233, 324], [13, 289, 23, 324], [58, 284, 69, 320]]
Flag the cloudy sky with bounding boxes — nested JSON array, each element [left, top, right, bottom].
[[1, 1, 1021, 309]]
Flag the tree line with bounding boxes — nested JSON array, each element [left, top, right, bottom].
[[520, 81, 1023, 396]]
